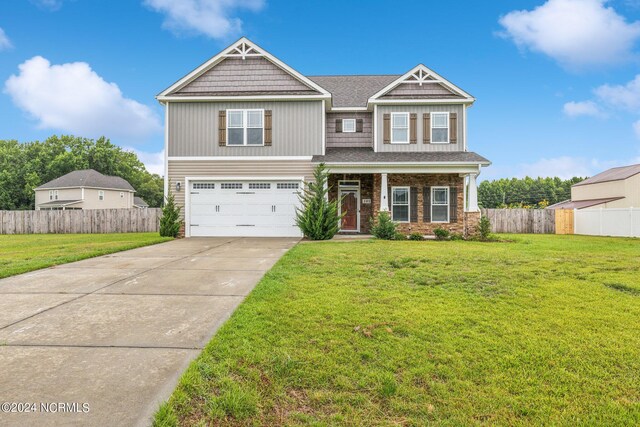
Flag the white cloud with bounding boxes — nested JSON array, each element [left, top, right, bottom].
[[634, 120, 640, 138], [563, 100, 604, 117], [499, 0, 640, 68], [4, 56, 161, 140], [125, 147, 165, 175], [594, 74, 640, 110], [143, 0, 264, 39], [0, 28, 12, 51], [30, 0, 63, 11]]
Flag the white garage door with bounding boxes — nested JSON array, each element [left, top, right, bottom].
[[188, 180, 303, 237]]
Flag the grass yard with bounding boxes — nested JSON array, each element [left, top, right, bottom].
[[0, 233, 172, 279], [155, 235, 640, 426]]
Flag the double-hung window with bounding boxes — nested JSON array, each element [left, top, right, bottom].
[[98, 190, 104, 201], [391, 187, 410, 222], [391, 112, 409, 144], [49, 190, 58, 201], [227, 109, 264, 146], [431, 112, 449, 143], [431, 187, 449, 222]]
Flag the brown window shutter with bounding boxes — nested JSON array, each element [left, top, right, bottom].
[[383, 113, 391, 144], [449, 187, 458, 222], [410, 187, 418, 222], [335, 119, 342, 133], [449, 112, 457, 144], [388, 186, 392, 211], [423, 186, 431, 222], [356, 118, 363, 133], [410, 113, 417, 144], [423, 113, 430, 144], [218, 110, 227, 146], [264, 110, 272, 146]]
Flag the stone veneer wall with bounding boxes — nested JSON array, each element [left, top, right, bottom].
[[372, 173, 466, 235]]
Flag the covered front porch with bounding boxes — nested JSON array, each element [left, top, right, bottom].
[[328, 172, 481, 236]]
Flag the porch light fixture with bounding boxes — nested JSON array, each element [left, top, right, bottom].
[[176, 182, 181, 192]]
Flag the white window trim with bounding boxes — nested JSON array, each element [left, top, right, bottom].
[[54, 190, 58, 200], [391, 186, 410, 223], [431, 186, 450, 223], [226, 109, 265, 147], [430, 112, 450, 144], [342, 118, 356, 133], [391, 112, 410, 144], [98, 190, 105, 201]]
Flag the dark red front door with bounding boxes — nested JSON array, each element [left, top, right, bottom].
[[341, 191, 358, 231]]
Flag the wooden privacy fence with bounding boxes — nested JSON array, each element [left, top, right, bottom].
[[0, 208, 162, 235], [555, 209, 574, 235], [480, 208, 555, 234]]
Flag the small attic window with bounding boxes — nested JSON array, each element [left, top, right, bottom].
[[342, 119, 356, 133]]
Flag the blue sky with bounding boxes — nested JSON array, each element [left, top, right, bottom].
[[1, 0, 640, 179]]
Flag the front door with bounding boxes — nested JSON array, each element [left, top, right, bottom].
[[340, 190, 358, 231]]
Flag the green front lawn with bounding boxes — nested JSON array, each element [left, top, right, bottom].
[[0, 233, 172, 279], [156, 235, 640, 426]]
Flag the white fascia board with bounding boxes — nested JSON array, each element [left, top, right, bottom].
[[157, 37, 331, 98], [35, 186, 135, 192], [322, 163, 486, 174], [157, 94, 331, 102], [369, 64, 474, 101], [330, 106, 370, 112], [168, 156, 313, 161], [368, 98, 475, 105]]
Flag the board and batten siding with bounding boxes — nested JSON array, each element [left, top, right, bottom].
[[375, 104, 465, 152], [168, 101, 324, 157], [167, 159, 315, 215], [326, 112, 373, 148]]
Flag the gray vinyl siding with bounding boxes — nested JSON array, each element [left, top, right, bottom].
[[326, 112, 372, 148], [168, 101, 323, 156], [167, 159, 315, 216], [173, 57, 317, 96], [376, 104, 465, 152]]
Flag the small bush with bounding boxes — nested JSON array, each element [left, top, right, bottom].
[[478, 215, 492, 241], [450, 232, 465, 241], [408, 232, 424, 241], [394, 232, 407, 241], [433, 227, 450, 241], [159, 188, 182, 238], [370, 211, 398, 240]]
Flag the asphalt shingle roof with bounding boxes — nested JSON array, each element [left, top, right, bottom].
[[35, 169, 135, 191], [312, 148, 491, 164], [573, 164, 640, 187], [134, 196, 148, 207], [308, 75, 400, 107]]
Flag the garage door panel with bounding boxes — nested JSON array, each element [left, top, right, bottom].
[[189, 180, 302, 237]]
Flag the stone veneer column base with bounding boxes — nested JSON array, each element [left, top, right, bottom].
[[464, 211, 481, 238]]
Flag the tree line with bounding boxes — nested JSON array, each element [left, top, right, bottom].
[[0, 136, 163, 210], [478, 176, 585, 209]]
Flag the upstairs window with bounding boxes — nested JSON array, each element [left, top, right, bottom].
[[49, 190, 58, 201], [342, 119, 356, 133], [227, 109, 264, 146], [98, 190, 104, 201], [391, 112, 409, 144], [431, 112, 449, 143]]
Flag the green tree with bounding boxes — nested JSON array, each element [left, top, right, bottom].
[[295, 163, 342, 240], [160, 189, 182, 238], [478, 176, 585, 209], [0, 135, 164, 209]]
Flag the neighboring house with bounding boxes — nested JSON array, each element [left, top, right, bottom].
[[548, 164, 640, 210], [34, 169, 136, 210], [158, 38, 490, 237], [133, 197, 149, 209]]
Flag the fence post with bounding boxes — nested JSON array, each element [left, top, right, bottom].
[[599, 208, 604, 236], [630, 207, 634, 237]]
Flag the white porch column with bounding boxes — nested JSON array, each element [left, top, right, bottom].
[[380, 173, 389, 212], [467, 173, 479, 212]]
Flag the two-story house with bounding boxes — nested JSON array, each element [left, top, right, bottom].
[[158, 38, 490, 237]]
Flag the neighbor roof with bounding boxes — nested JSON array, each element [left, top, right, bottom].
[[35, 169, 135, 191], [37, 200, 82, 207], [312, 148, 490, 164], [308, 75, 400, 107], [573, 164, 640, 187], [133, 196, 148, 207], [546, 197, 625, 210]]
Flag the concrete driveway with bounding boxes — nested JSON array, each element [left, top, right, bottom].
[[0, 237, 298, 427]]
